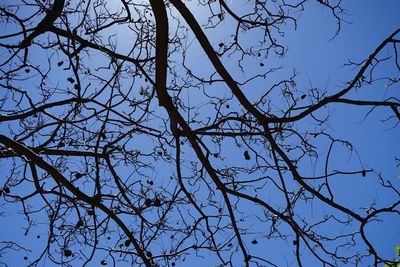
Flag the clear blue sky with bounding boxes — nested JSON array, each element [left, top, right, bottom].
[[0, 1, 399, 266]]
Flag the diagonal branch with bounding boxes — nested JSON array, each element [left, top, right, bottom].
[[0, 134, 152, 267], [20, 0, 66, 48]]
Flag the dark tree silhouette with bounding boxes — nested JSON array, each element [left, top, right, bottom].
[[0, 0, 399, 266]]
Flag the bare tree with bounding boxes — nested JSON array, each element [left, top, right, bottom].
[[0, 0, 399, 266]]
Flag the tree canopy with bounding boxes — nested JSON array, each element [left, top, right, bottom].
[[0, 0, 399, 266]]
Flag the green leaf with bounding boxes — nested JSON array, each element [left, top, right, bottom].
[[396, 245, 400, 256]]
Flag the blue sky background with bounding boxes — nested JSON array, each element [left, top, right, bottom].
[[178, 1, 400, 264], [0, 0, 399, 266]]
